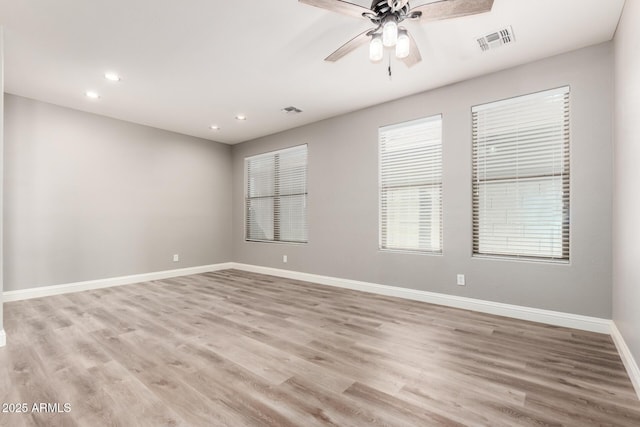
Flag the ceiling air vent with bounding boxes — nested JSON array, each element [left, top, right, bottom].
[[281, 106, 303, 114], [477, 26, 515, 52]]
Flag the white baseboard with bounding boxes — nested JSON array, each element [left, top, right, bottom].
[[611, 322, 640, 400], [2, 262, 234, 302], [1, 261, 613, 334], [0, 261, 633, 394], [229, 263, 612, 334], [1, 262, 610, 334]]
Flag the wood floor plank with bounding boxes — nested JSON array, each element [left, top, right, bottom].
[[1, 268, 639, 426]]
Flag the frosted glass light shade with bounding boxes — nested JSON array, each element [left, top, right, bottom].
[[396, 29, 410, 59], [369, 35, 384, 62], [382, 19, 398, 47]]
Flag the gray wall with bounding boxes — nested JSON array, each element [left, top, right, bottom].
[[4, 94, 232, 292], [232, 43, 614, 318], [613, 2, 640, 369]]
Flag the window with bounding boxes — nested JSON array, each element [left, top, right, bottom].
[[379, 115, 443, 253], [245, 145, 308, 243], [472, 86, 570, 261]]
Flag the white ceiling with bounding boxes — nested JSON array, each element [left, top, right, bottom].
[[0, 0, 625, 144]]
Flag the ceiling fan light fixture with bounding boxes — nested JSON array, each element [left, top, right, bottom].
[[300, 0, 495, 67], [369, 35, 384, 62], [395, 28, 410, 59], [382, 18, 398, 47]]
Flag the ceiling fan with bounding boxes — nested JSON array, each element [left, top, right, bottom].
[[300, 0, 494, 67]]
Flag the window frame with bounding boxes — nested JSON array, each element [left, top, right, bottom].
[[378, 115, 444, 255], [244, 144, 308, 245], [471, 86, 571, 263]]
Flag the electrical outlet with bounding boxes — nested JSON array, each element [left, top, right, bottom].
[[457, 274, 465, 286], [283, 255, 288, 263], [173, 254, 179, 262]]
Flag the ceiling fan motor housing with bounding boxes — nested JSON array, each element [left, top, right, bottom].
[[370, 0, 411, 25]]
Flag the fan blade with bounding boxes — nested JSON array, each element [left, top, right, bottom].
[[410, 0, 494, 22], [325, 28, 375, 62], [299, 0, 372, 19], [400, 31, 422, 67]]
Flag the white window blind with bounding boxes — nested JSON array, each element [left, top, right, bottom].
[[245, 144, 308, 243], [472, 86, 570, 261], [380, 115, 443, 253]]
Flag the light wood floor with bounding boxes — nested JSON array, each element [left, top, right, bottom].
[[1, 269, 639, 426]]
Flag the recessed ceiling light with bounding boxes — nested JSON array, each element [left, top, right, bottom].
[[104, 72, 121, 82], [85, 91, 100, 99], [209, 125, 220, 131], [235, 114, 247, 121]]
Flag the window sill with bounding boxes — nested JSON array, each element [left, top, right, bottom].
[[245, 239, 308, 246], [379, 248, 443, 256], [472, 254, 570, 265]]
